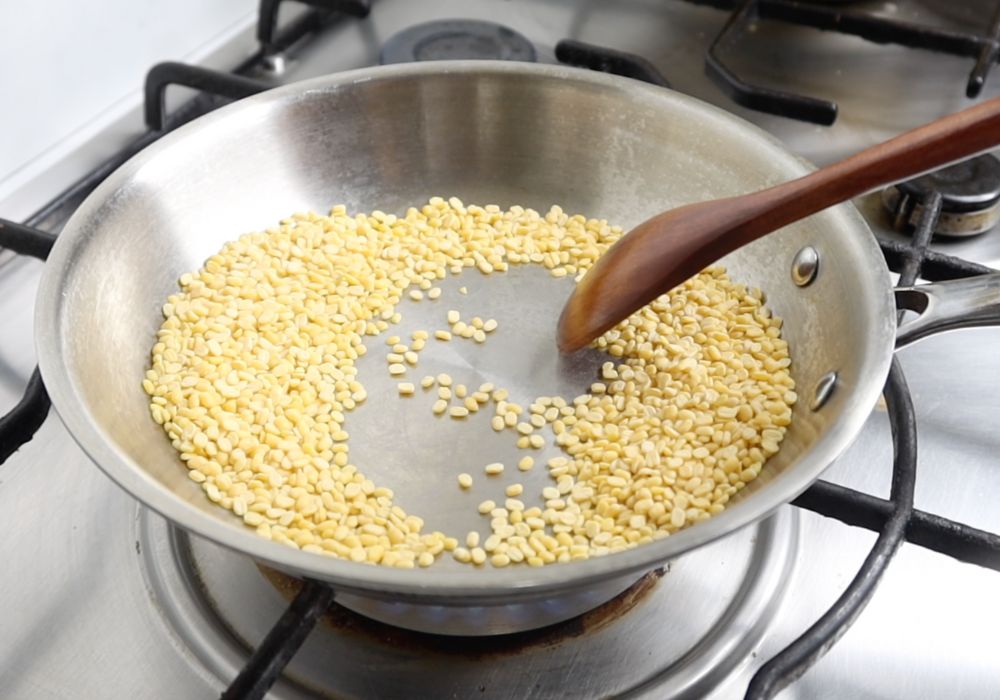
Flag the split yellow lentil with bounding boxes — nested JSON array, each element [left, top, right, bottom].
[[145, 197, 794, 571]]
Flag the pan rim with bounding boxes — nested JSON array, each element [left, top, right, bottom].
[[34, 60, 895, 600]]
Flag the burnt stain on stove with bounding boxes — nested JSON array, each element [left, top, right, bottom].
[[258, 564, 667, 658]]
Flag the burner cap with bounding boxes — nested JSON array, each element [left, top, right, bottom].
[[896, 154, 1000, 213], [882, 154, 1000, 237], [380, 19, 537, 65]]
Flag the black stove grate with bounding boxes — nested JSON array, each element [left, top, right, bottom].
[[745, 191, 999, 698], [703, 0, 1000, 122], [555, 39, 671, 88], [569, 0, 1000, 124], [748, 355, 917, 698], [220, 579, 336, 700], [3, 3, 1000, 699], [257, 0, 370, 53]]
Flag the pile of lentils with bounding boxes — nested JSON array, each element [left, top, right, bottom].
[[144, 198, 795, 569]]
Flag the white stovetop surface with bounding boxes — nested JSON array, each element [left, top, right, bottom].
[[0, 0, 258, 222]]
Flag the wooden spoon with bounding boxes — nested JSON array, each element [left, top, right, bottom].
[[557, 95, 1000, 353]]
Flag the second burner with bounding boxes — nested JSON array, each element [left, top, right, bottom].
[[380, 19, 537, 65]]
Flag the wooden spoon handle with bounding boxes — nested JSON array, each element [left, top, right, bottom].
[[557, 95, 1000, 353], [757, 94, 1000, 234]]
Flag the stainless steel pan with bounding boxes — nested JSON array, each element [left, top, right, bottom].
[[34, 62, 1000, 635]]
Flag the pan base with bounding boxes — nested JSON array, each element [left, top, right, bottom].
[[139, 506, 798, 698]]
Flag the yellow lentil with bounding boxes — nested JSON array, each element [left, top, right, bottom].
[[146, 198, 794, 570]]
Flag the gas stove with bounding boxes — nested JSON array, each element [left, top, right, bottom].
[[2, 2, 1000, 698]]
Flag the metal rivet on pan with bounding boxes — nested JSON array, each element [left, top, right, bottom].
[[791, 246, 819, 287], [811, 371, 838, 411]]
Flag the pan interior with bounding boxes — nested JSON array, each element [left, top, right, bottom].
[[36, 63, 894, 592]]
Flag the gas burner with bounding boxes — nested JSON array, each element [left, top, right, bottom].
[[380, 19, 537, 65], [881, 154, 1000, 237], [140, 508, 797, 697]]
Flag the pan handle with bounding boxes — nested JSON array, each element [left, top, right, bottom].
[[894, 273, 1000, 349]]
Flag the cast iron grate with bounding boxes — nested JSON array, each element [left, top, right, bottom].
[[701, 0, 1000, 124], [567, 0, 1000, 125], [2, 4, 1000, 699]]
